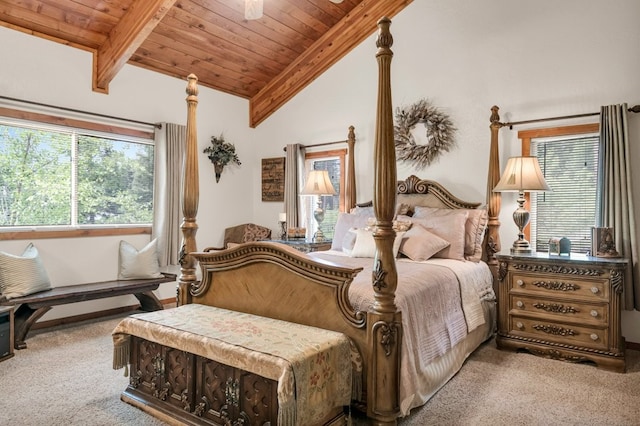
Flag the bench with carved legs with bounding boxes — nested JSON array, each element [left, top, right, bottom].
[[0, 273, 176, 349]]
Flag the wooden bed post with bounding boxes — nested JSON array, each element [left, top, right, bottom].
[[485, 106, 503, 286], [177, 74, 200, 305], [346, 125, 357, 211], [367, 17, 402, 425]]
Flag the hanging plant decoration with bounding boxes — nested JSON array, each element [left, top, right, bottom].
[[394, 99, 457, 169], [203, 133, 241, 182]]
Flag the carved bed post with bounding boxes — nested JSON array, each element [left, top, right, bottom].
[[346, 125, 357, 211], [177, 74, 200, 306], [485, 106, 503, 288], [367, 17, 402, 425]]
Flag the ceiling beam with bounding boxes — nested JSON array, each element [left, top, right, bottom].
[[93, 0, 177, 94], [248, 0, 413, 128]]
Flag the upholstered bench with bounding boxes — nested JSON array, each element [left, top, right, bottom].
[[113, 304, 352, 426]]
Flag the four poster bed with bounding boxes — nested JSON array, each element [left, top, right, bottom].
[[172, 18, 504, 426]]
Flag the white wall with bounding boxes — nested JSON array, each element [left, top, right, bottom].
[[0, 26, 255, 318], [2, 0, 640, 340], [250, 0, 640, 341]]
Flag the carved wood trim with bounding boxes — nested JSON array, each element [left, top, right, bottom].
[[397, 175, 481, 209]]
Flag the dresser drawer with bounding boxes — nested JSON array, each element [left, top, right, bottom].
[[509, 294, 608, 326], [509, 316, 609, 350], [510, 272, 609, 302]]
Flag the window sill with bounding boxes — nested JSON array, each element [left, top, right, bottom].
[[0, 226, 151, 241]]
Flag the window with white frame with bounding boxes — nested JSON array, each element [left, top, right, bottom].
[[302, 150, 346, 241], [521, 124, 600, 254], [0, 119, 154, 229]]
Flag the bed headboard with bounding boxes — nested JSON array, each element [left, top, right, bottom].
[[396, 175, 481, 211]]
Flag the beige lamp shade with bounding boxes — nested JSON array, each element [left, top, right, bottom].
[[493, 156, 551, 193], [300, 170, 336, 196]]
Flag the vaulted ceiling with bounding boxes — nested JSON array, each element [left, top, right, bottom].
[[0, 0, 412, 127]]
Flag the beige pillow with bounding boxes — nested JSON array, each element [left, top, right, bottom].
[[398, 212, 468, 260], [118, 239, 163, 280], [349, 228, 405, 258], [413, 206, 488, 262], [399, 224, 451, 261], [0, 243, 52, 299]]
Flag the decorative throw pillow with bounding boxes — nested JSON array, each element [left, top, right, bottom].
[[399, 224, 451, 261], [0, 243, 52, 299], [398, 212, 468, 260], [348, 229, 405, 258], [118, 239, 163, 280], [341, 228, 359, 255], [331, 213, 372, 251], [413, 206, 488, 262]]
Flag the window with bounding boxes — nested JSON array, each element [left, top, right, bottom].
[[302, 149, 346, 241], [0, 118, 155, 230], [520, 124, 600, 254]]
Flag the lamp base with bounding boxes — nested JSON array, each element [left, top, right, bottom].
[[313, 228, 326, 243], [510, 243, 532, 254]]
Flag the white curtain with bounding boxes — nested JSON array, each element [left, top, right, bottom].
[[598, 104, 639, 310], [284, 144, 305, 228], [152, 123, 186, 267]]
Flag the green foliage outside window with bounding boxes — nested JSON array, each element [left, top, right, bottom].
[[0, 123, 154, 227]]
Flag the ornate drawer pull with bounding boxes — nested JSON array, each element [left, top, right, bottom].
[[590, 333, 599, 341], [591, 310, 598, 317], [591, 287, 599, 294], [516, 301, 524, 308], [516, 322, 524, 329], [516, 279, 524, 286]]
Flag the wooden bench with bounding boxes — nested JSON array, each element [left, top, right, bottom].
[[0, 273, 176, 350]]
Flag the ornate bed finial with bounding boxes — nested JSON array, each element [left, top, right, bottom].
[[376, 17, 393, 55], [490, 105, 500, 123], [186, 73, 198, 98]]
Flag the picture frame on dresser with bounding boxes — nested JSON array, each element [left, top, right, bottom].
[[495, 252, 628, 373]]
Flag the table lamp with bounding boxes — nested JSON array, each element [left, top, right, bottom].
[[494, 156, 551, 253], [300, 170, 336, 242]]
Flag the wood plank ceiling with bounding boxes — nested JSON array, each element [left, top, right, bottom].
[[0, 0, 412, 127]]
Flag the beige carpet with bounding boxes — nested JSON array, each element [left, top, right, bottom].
[[1, 313, 639, 426]]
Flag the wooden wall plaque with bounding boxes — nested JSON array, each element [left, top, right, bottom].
[[261, 157, 285, 202]]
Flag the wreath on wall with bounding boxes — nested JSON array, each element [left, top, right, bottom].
[[394, 99, 457, 169]]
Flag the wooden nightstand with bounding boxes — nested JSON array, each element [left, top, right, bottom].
[[0, 306, 14, 362], [495, 252, 627, 372], [270, 239, 332, 253]]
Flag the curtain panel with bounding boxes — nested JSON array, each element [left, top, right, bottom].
[[152, 123, 186, 267], [284, 144, 306, 229], [598, 104, 639, 310]]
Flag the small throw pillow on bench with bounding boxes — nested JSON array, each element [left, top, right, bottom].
[[118, 239, 163, 280], [0, 243, 52, 299]]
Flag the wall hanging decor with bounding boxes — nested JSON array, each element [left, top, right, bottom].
[[203, 133, 241, 182], [394, 98, 456, 169], [261, 157, 285, 201]]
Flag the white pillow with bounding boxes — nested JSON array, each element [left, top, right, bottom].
[[331, 213, 372, 251], [399, 224, 451, 261], [118, 239, 163, 280], [348, 229, 405, 258], [341, 228, 359, 255], [0, 243, 52, 299]]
